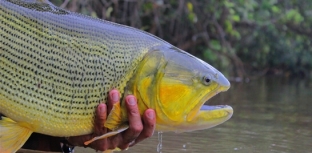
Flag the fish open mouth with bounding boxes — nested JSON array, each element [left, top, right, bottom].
[[187, 83, 233, 122], [198, 91, 233, 118], [200, 105, 232, 111], [186, 89, 233, 122], [200, 105, 233, 117], [182, 100, 233, 132], [197, 82, 233, 116]]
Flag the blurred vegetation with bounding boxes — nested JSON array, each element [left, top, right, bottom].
[[51, 0, 312, 78]]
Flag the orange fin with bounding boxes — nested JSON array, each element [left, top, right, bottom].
[[84, 125, 129, 145], [104, 101, 123, 130], [84, 124, 129, 146], [0, 117, 33, 153]]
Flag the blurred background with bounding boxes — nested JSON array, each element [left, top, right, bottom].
[[49, 0, 312, 152], [50, 0, 312, 79]]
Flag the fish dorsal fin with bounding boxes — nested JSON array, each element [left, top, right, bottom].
[[8, 0, 69, 15], [19, 0, 53, 5], [0, 117, 33, 153], [84, 124, 129, 146]]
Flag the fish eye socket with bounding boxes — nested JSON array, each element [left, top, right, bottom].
[[202, 75, 212, 85]]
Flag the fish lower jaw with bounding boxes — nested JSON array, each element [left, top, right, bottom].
[[200, 105, 233, 119], [200, 105, 232, 112]]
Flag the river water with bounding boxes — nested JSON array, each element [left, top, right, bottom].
[[77, 77, 312, 153]]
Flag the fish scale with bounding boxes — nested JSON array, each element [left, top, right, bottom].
[[0, 0, 163, 136]]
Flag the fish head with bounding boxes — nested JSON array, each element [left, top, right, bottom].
[[132, 46, 233, 132]]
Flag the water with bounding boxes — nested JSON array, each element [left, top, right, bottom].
[[123, 77, 312, 153], [77, 77, 312, 153], [157, 131, 163, 153]]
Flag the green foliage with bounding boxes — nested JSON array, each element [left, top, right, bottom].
[[284, 9, 304, 24], [50, 0, 312, 77]]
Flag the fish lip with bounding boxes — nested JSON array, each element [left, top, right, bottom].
[[200, 105, 233, 115], [200, 105, 230, 111], [193, 84, 232, 116]]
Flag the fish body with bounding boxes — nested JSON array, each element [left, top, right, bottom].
[[0, 0, 233, 152], [0, 0, 166, 137]]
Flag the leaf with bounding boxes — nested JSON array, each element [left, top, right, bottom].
[[203, 49, 217, 62], [225, 20, 233, 33], [105, 7, 113, 18], [285, 9, 304, 23], [271, 6, 279, 13], [210, 40, 222, 50], [232, 15, 240, 22], [187, 2, 193, 12]]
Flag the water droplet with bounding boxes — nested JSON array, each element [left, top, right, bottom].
[[157, 131, 163, 153]]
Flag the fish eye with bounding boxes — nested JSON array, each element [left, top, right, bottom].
[[202, 75, 212, 85]]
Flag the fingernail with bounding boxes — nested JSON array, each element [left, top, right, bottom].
[[112, 92, 119, 102], [147, 110, 154, 119], [99, 104, 106, 114], [127, 96, 136, 106]]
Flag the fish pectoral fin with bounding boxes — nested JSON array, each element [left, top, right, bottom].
[[0, 117, 33, 153], [84, 101, 129, 146], [84, 125, 129, 145], [102, 149, 114, 153], [104, 101, 123, 130], [102, 147, 123, 153]]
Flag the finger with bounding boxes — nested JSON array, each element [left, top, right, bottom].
[[130, 109, 155, 146], [67, 104, 107, 147], [88, 137, 108, 151], [93, 103, 107, 135], [107, 89, 120, 115], [122, 96, 143, 142], [67, 134, 92, 147]]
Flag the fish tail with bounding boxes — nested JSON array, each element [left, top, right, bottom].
[[0, 117, 33, 153]]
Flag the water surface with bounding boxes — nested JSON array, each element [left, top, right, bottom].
[[78, 77, 312, 153]]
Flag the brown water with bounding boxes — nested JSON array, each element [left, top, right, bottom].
[[77, 77, 312, 153]]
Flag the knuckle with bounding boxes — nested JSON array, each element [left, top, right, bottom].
[[118, 144, 129, 150], [132, 124, 143, 133], [129, 108, 140, 116], [108, 143, 118, 150], [143, 131, 153, 138], [92, 141, 107, 152], [108, 137, 119, 149]]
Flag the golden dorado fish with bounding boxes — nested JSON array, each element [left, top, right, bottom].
[[0, 0, 233, 152]]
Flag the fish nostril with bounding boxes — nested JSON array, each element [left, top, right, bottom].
[[214, 72, 219, 79]]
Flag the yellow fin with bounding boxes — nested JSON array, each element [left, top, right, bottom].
[[0, 117, 33, 153], [103, 150, 114, 153], [84, 125, 129, 146], [102, 147, 125, 153], [104, 102, 122, 130], [102, 147, 123, 153]]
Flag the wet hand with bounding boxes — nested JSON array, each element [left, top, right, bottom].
[[67, 89, 156, 151]]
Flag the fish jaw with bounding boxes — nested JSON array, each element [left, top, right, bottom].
[[172, 105, 233, 132], [185, 73, 230, 122], [129, 46, 233, 132], [155, 81, 233, 132]]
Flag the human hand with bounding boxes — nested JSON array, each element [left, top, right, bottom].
[[67, 89, 156, 151]]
